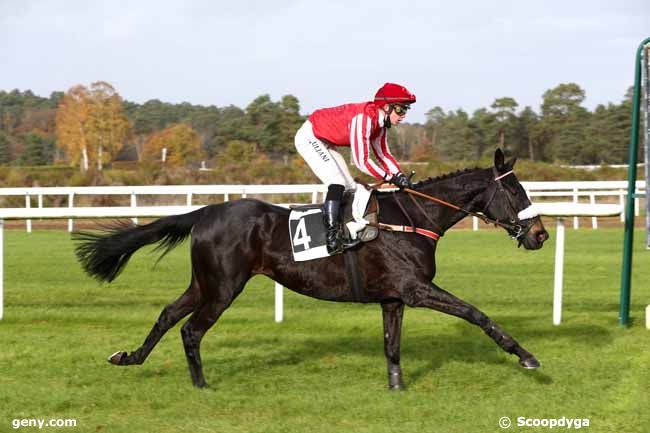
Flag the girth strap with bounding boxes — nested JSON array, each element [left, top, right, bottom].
[[343, 249, 367, 302], [372, 222, 441, 241]]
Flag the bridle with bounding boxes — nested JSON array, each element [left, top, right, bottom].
[[399, 169, 534, 243], [477, 168, 534, 242]]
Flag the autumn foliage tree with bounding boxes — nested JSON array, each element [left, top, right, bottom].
[[56, 85, 90, 170], [142, 123, 205, 167], [55, 81, 130, 171], [86, 82, 131, 169]]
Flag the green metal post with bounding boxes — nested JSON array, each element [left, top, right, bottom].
[[619, 37, 650, 327]]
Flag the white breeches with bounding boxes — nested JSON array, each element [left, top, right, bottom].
[[295, 120, 372, 238], [294, 120, 356, 190]]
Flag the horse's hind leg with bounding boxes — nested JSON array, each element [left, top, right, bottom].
[[109, 282, 199, 366], [407, 281, 540, 369], [180, 274, 248, 388]]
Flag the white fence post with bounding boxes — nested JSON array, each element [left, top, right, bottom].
[[572, 188, 579, 229], [68, 193, 74, 232], [131, 192, 138, 225], [25, 193, 31, 233], [274, 282, 283, 323], [619, 191, 625, 222], [0, 218, 3, 320], [472, 216, 479, 231], [590, 194, 597, 229], [38, 194, 43, 231], [553, 217, 566, 325]]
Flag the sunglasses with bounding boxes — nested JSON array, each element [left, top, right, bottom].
[[392, 104, 410, 115]]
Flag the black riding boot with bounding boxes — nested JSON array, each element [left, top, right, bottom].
[[322, 185, 361, 254]]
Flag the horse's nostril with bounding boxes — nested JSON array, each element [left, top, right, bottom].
[[536, 231, 549, 243]]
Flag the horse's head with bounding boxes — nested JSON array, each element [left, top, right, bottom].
[[480, 149, 549, 250]]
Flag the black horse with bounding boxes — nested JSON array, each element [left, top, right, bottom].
[[74, 149, 549, 390]]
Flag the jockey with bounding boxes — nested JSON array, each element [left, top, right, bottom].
[[294, 82, 416, 254]]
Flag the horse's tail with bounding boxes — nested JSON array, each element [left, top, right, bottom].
[[73, 207, 207, 283]]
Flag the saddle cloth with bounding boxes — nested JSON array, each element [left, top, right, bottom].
[[288, 184, 379, 262]]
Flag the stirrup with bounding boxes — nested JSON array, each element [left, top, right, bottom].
[[339, 236, 361, 251], [327, 235, 361, 254]]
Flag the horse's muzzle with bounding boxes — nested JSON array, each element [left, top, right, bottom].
[[519, 217, 549, 250]]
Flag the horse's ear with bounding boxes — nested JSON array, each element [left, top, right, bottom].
[[494, 148, 505, 171], [506, 156, 517, 169]]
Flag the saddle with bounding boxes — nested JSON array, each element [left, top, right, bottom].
[[289, 190, 379, 257]]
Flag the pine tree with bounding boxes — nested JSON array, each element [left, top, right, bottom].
[[0, 131, 11, 164], [18, 132, 54, 165]]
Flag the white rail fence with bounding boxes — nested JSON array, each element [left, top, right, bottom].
[[0, 182, 635, 324], [0, 184, 328, 232], [0, 181, 645, 232]]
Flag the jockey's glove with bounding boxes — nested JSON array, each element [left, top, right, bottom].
[[390, 172, 414, 189]]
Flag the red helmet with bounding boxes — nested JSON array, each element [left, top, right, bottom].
[[374, 83, 416, 106]]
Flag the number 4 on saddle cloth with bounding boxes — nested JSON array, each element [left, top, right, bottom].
[[289, 184, 378, 262]]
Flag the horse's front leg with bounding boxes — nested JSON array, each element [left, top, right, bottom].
[[381, 301, 405, 390], [406, 282, 540, 369]]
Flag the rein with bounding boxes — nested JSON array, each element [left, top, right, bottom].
[[364, 170, 531, 242], [404, 169, 530, 241]]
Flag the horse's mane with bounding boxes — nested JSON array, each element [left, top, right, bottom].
[[413, 167, 482, 187], [373, 166, 487, 197]]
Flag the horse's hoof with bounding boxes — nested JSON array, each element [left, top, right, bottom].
[[519, 355, 541, 369], [387, 371, 405, 391], [108, 351, 127, 365]]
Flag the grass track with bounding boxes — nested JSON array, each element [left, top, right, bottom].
[[0, 227, 648, 433]]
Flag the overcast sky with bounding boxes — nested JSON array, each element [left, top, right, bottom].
[[1, 1, 648, 124]]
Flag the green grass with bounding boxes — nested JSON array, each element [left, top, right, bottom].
[[0, 228, 649, 433]]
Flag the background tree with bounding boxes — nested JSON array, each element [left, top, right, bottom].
[[17, 132, 55, 165], [4, 82, 637, 168], [207, 105, 246, 157], [438, 109, 481, 160], [142, 123, 205, 167], [0, 131, 11, 164], [55, 82, 130, 171], [188, 107, 221, 158], [278, 95, 304, 156], [490, 97, 519, 153], [584, 88, 635, 164], [242, 95, 280, 153], [540, 83, 589, 162], [471, 108, 494, 158], [56, 85, 91, 171], [424, 106, 445, 156], [239, 94, 304, 158], [125, 99, 187, 160], [220, 140, 257, 164], [85, 81, 131, 170]]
